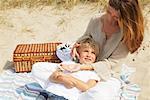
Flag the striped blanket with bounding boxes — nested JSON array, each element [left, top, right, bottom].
[[0, 64, 141, 100], [16, 82, 67, 100], [0, 69, 36, 100]]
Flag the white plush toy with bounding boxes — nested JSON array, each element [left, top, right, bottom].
[[56, 43, 73, 62]]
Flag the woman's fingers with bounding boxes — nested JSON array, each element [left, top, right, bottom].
[[71, 43, 80, 60], [73, 48, 80, 60]]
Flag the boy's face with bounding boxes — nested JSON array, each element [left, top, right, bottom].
[[78, 46, 96, 64]]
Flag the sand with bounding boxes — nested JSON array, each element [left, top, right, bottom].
[[0, 4, 150, 100]]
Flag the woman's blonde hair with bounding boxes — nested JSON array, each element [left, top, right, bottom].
[[109, 0, 144, 53], [77, 38, 100, 57]]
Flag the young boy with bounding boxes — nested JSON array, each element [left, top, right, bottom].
[[31, 38, 100, 100]]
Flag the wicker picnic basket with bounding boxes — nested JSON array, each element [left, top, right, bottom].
[[13, 42, 62, 72]]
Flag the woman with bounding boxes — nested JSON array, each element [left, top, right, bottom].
[[60, 0, 144, 99], [67, 0, 144, 80]]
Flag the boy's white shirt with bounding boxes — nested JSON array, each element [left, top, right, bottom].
[[44, 61, 100, 100]]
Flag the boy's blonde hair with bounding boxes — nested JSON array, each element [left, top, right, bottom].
[[77, 38, 100, 57]]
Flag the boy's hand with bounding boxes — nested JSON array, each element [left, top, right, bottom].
[[61, 74, 75, 89], [49, 70, 63, 82], [49, 70, 75, 89]]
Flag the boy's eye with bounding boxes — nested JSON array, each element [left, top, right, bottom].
[[92, 52, 96, 54], [84, 50, 89, 52]]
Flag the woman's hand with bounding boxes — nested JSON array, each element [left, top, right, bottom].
[[59, 64, 80, 72], [71, 43, 80, 60]]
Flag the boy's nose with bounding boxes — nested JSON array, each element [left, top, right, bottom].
[[87, 53, 92, 57]]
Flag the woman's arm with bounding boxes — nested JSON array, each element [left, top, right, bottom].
[[60, 63, 94, 72], [91, 41, 129, 81]]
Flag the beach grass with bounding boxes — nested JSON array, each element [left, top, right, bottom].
[[1, 0, 149, 10]]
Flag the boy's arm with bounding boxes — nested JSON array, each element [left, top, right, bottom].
[[56, 73, 99, 92], [68, 75, 98, 92], [50, 70, 99, 91], [49, 70, 75, 88]]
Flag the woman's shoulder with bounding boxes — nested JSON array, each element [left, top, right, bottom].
[[91, 13, 105, 21], [90, 13, 105, 25]]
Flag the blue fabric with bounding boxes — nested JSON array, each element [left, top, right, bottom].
[[37, 91, 68, 100], [119, 64, 141, 100], [16, 82, 68, 100]]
